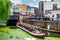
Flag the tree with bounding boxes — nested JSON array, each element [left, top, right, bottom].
[[0, 0, 11, 21]]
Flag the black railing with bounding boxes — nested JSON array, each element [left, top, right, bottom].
[[25, 17, 60, 22]]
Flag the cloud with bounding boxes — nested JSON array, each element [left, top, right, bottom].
[[34, 5, 38, 8], [32, 0, 37, 1], [28, 4, 38, 7], [40, 0, 51, 1], [10, 0, 39, 8], [25, 0, 37, 1], [10, 0, 22, 4]]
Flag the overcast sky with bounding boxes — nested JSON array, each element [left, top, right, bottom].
[[10, 0, 51, 7]]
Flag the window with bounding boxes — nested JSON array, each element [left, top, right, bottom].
[[52, 0, 54, 1], [52, 15, 54, 17], [57, 14, 60, 19], [53, 4, 57, 10]]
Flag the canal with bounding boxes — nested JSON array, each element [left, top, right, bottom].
[[0, 26, 43, 40], [0, 26, 60, 40]]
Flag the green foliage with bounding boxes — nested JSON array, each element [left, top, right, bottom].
[[0, 0, 11, 21]]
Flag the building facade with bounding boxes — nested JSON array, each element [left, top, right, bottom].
[[10, 3, 20, 15], [19, 4, 29, 15], [13, 4, 20, 15], [11, 4, 39, 18], [39, 0, 60, 18], [39, 1, 44, 18], [50, 9, 60, 20], [34, 8, 39, 18], [27, 7, 35, 14], [44, 0, 60, 17], [27, 6, 39, 18]]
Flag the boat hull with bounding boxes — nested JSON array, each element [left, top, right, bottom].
[[16, 25, 45, 38]]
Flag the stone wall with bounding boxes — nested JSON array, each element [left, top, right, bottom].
[[23, 20, 60, 31]]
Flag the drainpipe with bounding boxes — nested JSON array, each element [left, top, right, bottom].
[[47, 23, 50, 30]]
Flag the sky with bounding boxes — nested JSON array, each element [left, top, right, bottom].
[[10, 0, 51, 7]]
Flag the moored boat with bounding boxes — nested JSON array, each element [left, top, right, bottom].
[[16, 22, 46, 38]]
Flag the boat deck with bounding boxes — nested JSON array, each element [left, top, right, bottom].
[[16, 22, 46, 38]]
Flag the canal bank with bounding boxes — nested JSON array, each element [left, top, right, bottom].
[[39, 28, 60, 33], [0, 26, 43, 40]]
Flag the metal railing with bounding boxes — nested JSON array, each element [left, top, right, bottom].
[[25, 17, 60, 23]]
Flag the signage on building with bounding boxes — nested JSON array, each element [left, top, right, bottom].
[[45, 13, 48, 17], [21, 13, 26, 15], [45, 13, 50, 17]]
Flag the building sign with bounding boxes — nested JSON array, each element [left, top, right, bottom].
[[45, 13, 51, 17], [21, 13, 26, 15], [45, 13, 48, 17]]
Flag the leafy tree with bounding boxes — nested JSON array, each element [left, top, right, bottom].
[[0, 0, 11, 21]]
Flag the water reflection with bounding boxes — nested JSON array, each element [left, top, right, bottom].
[[24, 38, 36, 40], [47, 32, 50, 36], [47, 32, 60, 37], [42, 30, 60, 38]]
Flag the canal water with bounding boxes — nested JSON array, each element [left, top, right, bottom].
[[0, 26, 43, 40], [0, 26, 60, 40], [40, 30, 60, 38]]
